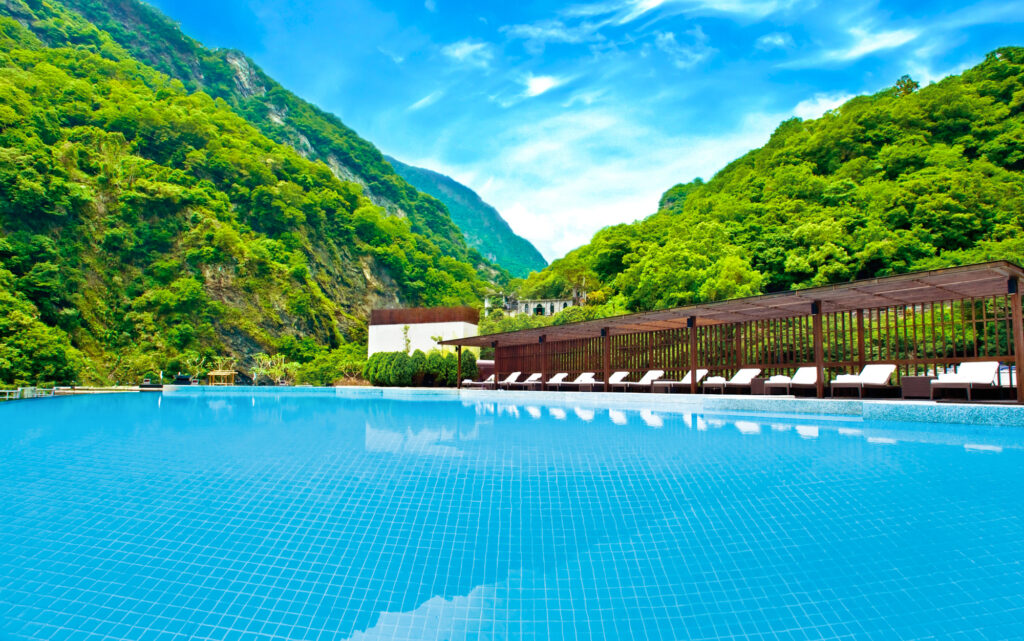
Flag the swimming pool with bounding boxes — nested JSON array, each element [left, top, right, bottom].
[[2, 391, 1023, 640]]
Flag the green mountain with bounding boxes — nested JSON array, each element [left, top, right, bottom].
[[522, 53, 1024, 313], [16, 0, 496, 273], [0, 2, 493, 385], [385, 156, 547, 278]]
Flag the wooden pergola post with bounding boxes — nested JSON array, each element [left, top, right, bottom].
[[688, 317, 698, 394], [601, 328, 611, 392], [456, 345, 462, 389], [734, 325, 743, 370], [539, 335, 548, 391], [1010, 278, 1024, 404], [491, 341, 499, 384], [812, 301, 825, 398], [856, 309, 866, 370]]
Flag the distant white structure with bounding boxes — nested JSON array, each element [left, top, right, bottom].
[[367, 307, 479, 356], [485, 296, 577, 317]]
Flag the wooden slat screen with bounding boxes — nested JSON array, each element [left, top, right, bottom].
[[495, 295, 1021, 387]]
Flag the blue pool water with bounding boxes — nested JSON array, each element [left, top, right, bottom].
[[1, 392, 1023, 640]]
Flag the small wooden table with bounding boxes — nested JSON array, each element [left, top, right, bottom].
[[750, 377, 766, 396], [901, 375, 936, 399]]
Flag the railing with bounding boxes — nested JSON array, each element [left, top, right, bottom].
[[0, 387, 56, 401]]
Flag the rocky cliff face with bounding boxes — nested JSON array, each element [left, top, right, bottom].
[[35, 0, 500, 278], [0, 1, 493, 385]]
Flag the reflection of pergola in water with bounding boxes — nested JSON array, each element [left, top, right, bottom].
[[444, 261, 1024, 402], [207, 370, 236, 386]]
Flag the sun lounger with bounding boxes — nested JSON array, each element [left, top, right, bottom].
[[462, 374, 495, 389], [556, 372, 597, 391], [651, 369, 709, 393], [606, 371, 629, 388], [830, 364, 896, 398], [600, 371, 631, 392], [997, 365, 1016, 388], [572, 371, 628, 392], [763, 367, 817, 395], [702, 368, 762, 394], [540, 372, 569, 390], [930, 361, 1000, 400], [495, 371, 522, 390], [613, 370, 666, 392], [507, 373, 543, 390]]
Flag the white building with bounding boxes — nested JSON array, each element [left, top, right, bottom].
[[367, 307, 479, 356], [485, 296, 577, 317]]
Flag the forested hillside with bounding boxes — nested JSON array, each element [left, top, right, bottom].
[[2, 0, 497, 274], [522, 51, 1024, 312], [386, 155, 548, 278], [0, 14, 488, 385]]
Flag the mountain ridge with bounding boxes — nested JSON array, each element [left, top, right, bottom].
[[384, 155, 548, 278], [17, 0, 507, 279], [0, 2, 491, 385], [519, 52, 1024, 313]]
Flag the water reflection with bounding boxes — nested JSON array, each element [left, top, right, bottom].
[[574, 407, 595, 422], [608, 409, 627, 425]]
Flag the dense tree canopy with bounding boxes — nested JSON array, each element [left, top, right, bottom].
[[522, 48, 1024, 312], [8, 0, 501, 275], [0, 16, 488, 384]]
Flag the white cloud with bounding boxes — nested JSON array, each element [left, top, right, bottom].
[[441, 39, 494, 68], [755, 32, 793, 51], [408, 90, 444, 111], [654, 26, 715, 69], [501, 19, 604, 54], [562, 0, 796, 24], [792, 92, 854, 119], [904, 57, 972, 86], [424, 0, 437, 11], [936, 0, 1024, 30], [409, 107, 781, 260], [377, 47, 404, 64], [837, 27, 919, 61], [781, 25, 919, 68], [522, 73, 568, 97]]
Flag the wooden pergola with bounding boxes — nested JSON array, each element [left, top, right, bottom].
[[443, 261, 1024, 401], [207, 370, 237, 386]]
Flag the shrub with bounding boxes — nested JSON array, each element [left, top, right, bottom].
[[424, 350, 444, 386], [441, 352, 458, 387], [388, 352, 414, 386], [459, 350, 478, 383], [410, 349, 427, 385], [296, 347, 365, 386], [362, 351, 414, 386]]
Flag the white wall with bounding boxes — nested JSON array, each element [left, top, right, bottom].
[[368, 321, 478, 356]]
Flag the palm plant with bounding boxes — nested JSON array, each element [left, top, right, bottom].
[[213, 355, 237, 371], [250, 353, 273, 385], [182, 354, 208, 381]]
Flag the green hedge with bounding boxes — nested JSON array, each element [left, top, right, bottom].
[[362, 349, 478, 387]]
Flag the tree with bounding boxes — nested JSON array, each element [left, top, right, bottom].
[[895, 74, 920, 97]]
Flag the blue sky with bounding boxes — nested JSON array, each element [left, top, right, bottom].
[[150, 0, 1024, 260]]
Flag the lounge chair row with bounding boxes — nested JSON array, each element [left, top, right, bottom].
[[464, 361, 1007, 399], [465, 369, 741, 392]]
